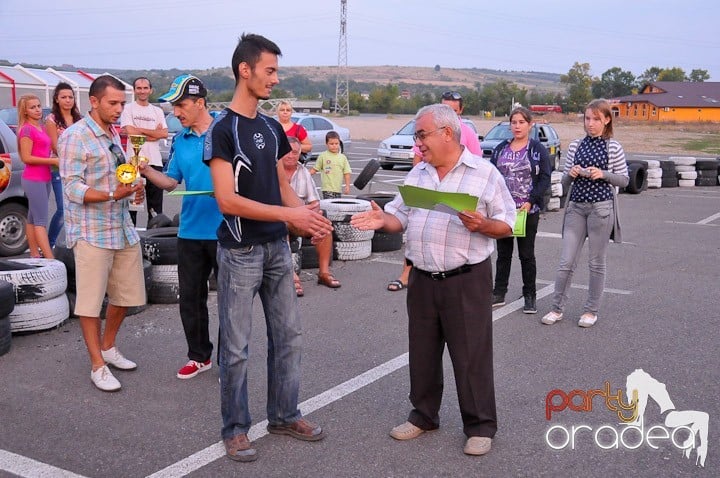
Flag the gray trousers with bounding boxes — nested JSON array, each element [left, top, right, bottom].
[[551, 200, 614, 315]]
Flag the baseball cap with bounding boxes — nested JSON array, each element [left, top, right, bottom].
[[158, 74, 207, 103]]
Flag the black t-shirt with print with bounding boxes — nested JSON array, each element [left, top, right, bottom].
[[204, 109, 291, 247]]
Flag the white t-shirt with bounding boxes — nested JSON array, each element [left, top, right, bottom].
[[120, 102, 168, 167]]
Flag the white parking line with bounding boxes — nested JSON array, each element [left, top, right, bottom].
[[0, 275, 632, 478], [0, 450, 89, 478], [697, 212, 720, 225]]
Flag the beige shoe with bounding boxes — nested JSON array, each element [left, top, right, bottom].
[[464, 436, 492, 456], [390, 421, 426, 441]]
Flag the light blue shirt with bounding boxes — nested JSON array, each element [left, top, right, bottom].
[[165, 126, 223, 240]]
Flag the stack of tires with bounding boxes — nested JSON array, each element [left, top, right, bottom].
[[140, 227, 180, 304], [695, 159, 720, 187], [0, 258, 69, 333], [644, 160, 662, 189], [660, 160, 678, 188], [356, 193, 403, 252], [671, 157, 697, 187], [0, 279, 14, 355], [320, 198, 374, 261], [544, 171, 564, 211]]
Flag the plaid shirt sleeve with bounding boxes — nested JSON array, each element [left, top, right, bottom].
[[58, 127, 91, 204]]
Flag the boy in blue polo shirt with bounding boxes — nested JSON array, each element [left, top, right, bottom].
[[140, 75, 223, 379]]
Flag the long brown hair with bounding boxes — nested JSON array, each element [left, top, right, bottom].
[[51, 82, 82, 129], [586, 99, 614, 139]]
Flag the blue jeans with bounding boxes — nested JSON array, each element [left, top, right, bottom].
[[48, 170, 63, 247], [217, 238, 303, 439], [551, 200, 615, 315]]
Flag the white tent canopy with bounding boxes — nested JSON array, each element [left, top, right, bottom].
[[0, 65, 133, 113]]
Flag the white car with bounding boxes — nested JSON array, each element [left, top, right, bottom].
[[377, 118, 479, 170], [290, 114, 351, 159]]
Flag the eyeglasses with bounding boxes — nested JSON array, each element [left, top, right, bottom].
[[442, 91, 462, 101], [413, 128, 445, 142], [108, 143, 126, 167]]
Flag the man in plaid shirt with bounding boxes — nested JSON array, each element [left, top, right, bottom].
[[59, 75, 146, 393]]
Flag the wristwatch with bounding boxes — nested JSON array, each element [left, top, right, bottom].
[[108, 191, 115, 202]]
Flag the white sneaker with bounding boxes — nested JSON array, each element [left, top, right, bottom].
[[101, 346, 137, 370], [578, 313, 597, 328], [541, 311, 563, 325], [91, 365, 121, 392]]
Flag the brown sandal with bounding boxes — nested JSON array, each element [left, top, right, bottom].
[[317, 272, 341, 288], [294, 274, 304, 297]]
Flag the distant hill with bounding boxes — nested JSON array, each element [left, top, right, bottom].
[[0, 60, 564, 96]]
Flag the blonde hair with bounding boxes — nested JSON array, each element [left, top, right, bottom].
[[17, 94, 41, 129]]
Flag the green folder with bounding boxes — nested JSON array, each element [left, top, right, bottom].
[[398, 185, 478, 214], [512, 209, 527, 237], [167, 190, 214, 196]]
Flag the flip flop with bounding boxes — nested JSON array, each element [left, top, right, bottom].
[[387, 279, 407, 292], [317, 272, 341, 288]]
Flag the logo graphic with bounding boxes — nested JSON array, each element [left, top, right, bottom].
[[544, 369, 708, 468], [253, 132, 265, 150]]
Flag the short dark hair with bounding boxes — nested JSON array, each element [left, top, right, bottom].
[[441, 91, 463, 110], [89, 75, 126, 100], [133, 77, 152, 89], [231, 33, 282, 84], [325, 131, 340, 143]]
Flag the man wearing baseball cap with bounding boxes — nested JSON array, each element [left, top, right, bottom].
[[140, 75, 223, 379]]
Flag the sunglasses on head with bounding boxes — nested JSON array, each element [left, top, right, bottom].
[[442, 91, 462, 101], [108, 143, 126, 167]]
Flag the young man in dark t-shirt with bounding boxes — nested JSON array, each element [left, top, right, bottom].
[[205, 33, 332, 463]]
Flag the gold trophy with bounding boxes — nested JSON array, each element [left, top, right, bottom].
[[121, 134, 148, 211]]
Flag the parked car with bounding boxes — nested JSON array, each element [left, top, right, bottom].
[[0, 107, 52, 134], [0, 119, 28, 256], [480, 121, 562, 170], [377, 118, 479, 170], [289, 114, 351, 160]]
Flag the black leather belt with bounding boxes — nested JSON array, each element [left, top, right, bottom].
[[407, 259, 475, 281]]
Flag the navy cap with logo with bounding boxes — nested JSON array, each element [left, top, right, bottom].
[[158, 74, 208, 103]]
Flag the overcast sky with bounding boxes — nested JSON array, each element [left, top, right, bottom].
[[1, 0, 717, 80]]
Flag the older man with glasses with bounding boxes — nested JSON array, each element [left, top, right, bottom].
[[386, 91, 483, 292], [352, 103, 515, 456], [59, 75, 147, 393]]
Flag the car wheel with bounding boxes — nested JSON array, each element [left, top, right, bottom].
[[0, 203, 29, 257], [624, 163, 646, 194], [0, 258, 68, 303]]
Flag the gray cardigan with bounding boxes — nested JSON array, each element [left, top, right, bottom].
[[561, 137, 629, 243]]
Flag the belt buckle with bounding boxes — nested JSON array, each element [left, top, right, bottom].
[[430, 271, 445, 280]]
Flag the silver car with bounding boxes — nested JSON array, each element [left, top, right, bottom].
[[377, 118, 479, 170], [0, 119, 28, 256], [290, 114, 351, 159]]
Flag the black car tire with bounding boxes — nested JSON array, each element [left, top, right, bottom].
[[380, 163, 394, 170], [0, 315, 10, 356], [147, 213, 173, 230], [0, 202, 29, 257], [140, 227, 179, 265], [0, 279, 14, 318], [625, 164, 646, 194], [371, 231, 403, 252], [695, 159, 719, 171], [353, 159, 380, 190], [661, 177, 679, 188], [356, 193, 397, 210]]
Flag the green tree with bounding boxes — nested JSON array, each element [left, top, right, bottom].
[[349, 91, 367, 112], [560, 62, 592, 112], [591, 67, 636, 98], [477, 80, 527, 116], [637, 66, 663, 85], [688, 69, 710, 82], [367, 84, 399, 113], [657, 67, 686, 82]]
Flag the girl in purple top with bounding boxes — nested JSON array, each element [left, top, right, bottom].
[[489, 107, 551, 314], [17, 94, 58, 258]]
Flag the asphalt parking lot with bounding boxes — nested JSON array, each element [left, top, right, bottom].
[[1, 141, 719, 477]]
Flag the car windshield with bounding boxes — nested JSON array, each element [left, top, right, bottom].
[[484, 124, 513, 141], [396, 120, 416, 135], [0, 109, 17, 125]]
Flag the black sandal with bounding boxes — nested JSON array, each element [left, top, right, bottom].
[[387, 279, 407, 292]]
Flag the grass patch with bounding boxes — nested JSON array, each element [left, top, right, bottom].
[[681, 136, 720, 155]]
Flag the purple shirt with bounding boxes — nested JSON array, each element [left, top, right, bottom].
[[497, 144, 538, 213]]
